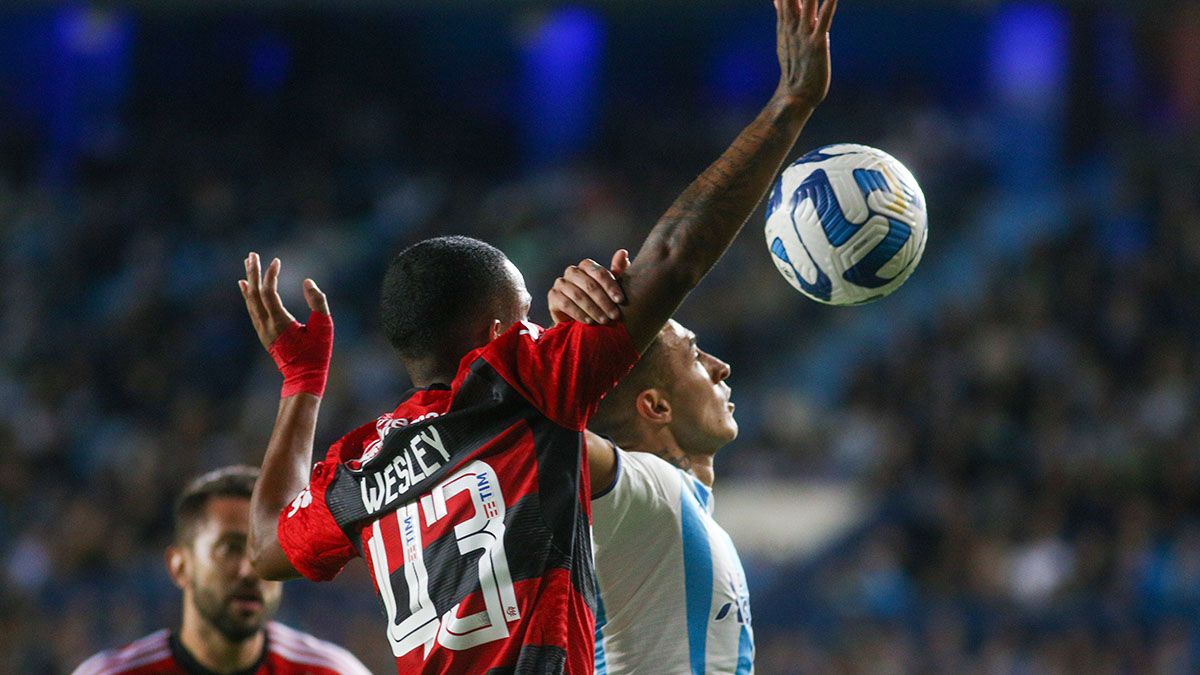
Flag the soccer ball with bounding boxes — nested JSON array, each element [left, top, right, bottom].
[[765, 144, 927, 306]]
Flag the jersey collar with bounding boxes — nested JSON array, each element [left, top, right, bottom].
[[168, 631, 268, 675]]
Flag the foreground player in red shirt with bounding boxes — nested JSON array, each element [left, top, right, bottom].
[[238, 0, 835, 671], [74, 466, 370, 675]]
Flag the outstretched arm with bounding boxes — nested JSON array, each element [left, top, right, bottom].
[[620, 0, 838, 351], [239, 252, 333, 581]]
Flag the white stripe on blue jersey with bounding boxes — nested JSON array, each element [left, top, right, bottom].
[[592, 448, 754, 674]]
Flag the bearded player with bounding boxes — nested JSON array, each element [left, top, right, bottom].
[[237, 0, 835, 671], [74, 466, 370, 675]]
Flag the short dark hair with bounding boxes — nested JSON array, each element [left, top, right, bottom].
[[590, 333, 670, 443], [380, 236, 517, 361], [173, 465, 258, 545]]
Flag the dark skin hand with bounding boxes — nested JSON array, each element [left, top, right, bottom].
[[616, 0, 837, 353]]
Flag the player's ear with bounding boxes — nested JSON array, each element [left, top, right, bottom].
[[471, 318, 506, 348], [166, 545, 189, 590], [634, 389, 672, 425]]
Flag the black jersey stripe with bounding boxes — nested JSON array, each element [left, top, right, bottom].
[[325, 359, 535, 534], [382, 492, 574, 622], [528, 416, 597, 614], [484, 644, 568, 675]]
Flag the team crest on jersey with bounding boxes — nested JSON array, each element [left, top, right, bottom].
[[286, 486, 313, 518], [354, 411, 443, 468]]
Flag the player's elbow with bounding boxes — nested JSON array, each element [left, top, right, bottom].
[[251, 546, 296, 581], [248, 538, 272, 577], [255, 565, 292, 582], [248, 526, 292, 580]]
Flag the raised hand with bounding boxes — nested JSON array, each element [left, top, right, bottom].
[[774, 0, 837, 108], [240, 252, 329, 349], [239, 252, 333, 398], [549, 249, 631, 325], [240, 251, 332, 580]]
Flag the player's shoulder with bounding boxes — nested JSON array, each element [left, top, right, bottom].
[[72, 630, 172, 675], [622, 451, 711, 509], [482, 320, 549, 353], [266, 622, 371, 675], [326, 418, 380, 463], [620, 449, 689, 481], [611, 449, 690, 499], [484, 319, 632, 358], [334, 392, 454, 467], [456, 320, 548, 387]]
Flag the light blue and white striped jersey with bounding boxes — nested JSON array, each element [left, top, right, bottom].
[[592, 448, 754, 675]]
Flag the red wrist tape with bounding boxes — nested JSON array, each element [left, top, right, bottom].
[[268, 311, 334, 398]]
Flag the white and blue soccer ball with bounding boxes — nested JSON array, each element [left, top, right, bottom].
[[765, 143, 927, 306]]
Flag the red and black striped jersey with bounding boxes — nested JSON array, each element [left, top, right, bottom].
[[72, 622, 371, 675], [277, 320, 639, 674]]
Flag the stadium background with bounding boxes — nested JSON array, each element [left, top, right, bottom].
[[2, 0, 1199, 672]]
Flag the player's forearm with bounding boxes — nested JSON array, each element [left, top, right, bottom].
[[249, 393, 320, 580], [650, 92, 815, 279], [622, 93, 815, 349]]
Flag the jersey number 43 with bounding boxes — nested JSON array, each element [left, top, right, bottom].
[[365, 460, 520, 659]]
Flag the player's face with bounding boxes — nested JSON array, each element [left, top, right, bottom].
[[186, 497, 283, 641], [660, 321, 737, 454]]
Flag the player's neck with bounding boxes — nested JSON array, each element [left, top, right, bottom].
[[180, 608, 264, 673], [687, 454, 715, 488], [406, 363, 458, 389], [410, 372, 455, 388]]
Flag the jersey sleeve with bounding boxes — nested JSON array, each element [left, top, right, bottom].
[[277, 455, 359, 583], [592, 449, 686, 531], [480, 320, 640, 430]]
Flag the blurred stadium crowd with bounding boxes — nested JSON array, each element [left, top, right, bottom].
[[2, 2, 1199, 673]]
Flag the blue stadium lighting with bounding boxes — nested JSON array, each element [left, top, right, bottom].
[[986, 2, 1069, 107], [1096, 9, 1137, 109], [519, 7, 605, 167], [709, 11, 776, 108], [248, 32, 291, 95], [47, 5, 133, 184], [986, 2, 1068, 193]]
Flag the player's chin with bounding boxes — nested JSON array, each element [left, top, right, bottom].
[[215, 611, 266, 642], [225, 597, 272, 629], [718, 415, 739, 443]]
